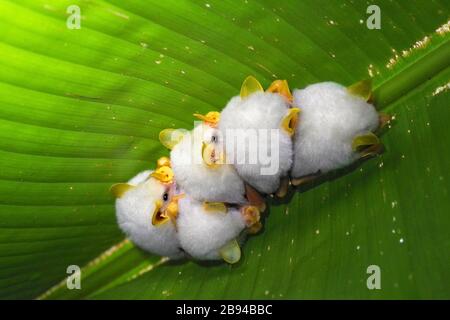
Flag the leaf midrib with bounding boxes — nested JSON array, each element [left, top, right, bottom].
[[373, 37, 450, 108]]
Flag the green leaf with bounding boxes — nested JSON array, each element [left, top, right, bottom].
[[0, 0, 448, 299]]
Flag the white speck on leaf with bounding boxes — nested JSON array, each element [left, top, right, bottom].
[[432, 82, 450, 96]]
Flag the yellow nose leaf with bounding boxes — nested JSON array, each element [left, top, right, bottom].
[[165, 201, 179, 220], [151, 200, 169, 226], [202, 142, 222, 168], [240, 76, 263, 98]]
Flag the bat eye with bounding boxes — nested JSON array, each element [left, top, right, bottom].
[[211, 135, 217, 143], [163, 192, 169, 202]]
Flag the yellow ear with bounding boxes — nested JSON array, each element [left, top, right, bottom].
[[347, 79, 372, 101], [281, 108, 300, 137], [219, 239, 241, 264], [159, 129, 186, 150], [240, 76, 263, 98], [266, 79, 293, 102], [110, 183, 134, 199], [351, 132, 380, 151]]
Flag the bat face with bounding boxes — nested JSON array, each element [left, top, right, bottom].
[[169, 122, 247, 204], [200, 125, 226, 169], [192, 112, 228, 170], [113, 164, 185, 259], [147, 171, 183, 227], [168, 123, 226, 170]]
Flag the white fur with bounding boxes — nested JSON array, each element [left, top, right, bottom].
[[115, 171, 185, 259], [171, 123, 247, 203], [177, 197, 246, 260], [219, 92, 293, 194], [291, 82, 379, 178]]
